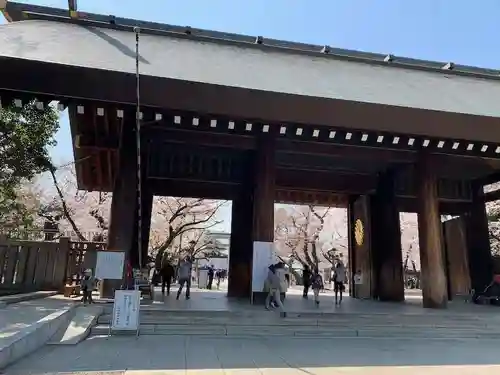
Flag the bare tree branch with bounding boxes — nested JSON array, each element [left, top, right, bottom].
[[48, 166, 87, 241]]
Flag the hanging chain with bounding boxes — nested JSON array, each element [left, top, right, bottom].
[[134, 27, 143, 270]]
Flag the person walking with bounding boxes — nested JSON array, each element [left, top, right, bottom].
[[160, 261, 175, 296], [302, 265, 311, 299], [333, 260, 347, 305], [216, 270, 222, 289], [176, 256, 193, 300], [80, 269, 95, 305], [311, 268, 324, 306], [207, 265, 215, 290], [264, 264, 287, 317]]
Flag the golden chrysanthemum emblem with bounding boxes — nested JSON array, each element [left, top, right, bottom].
[[354, 219, 364, 246]]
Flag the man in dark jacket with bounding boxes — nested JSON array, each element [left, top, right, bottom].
[[160, 261, 175, 296], [302, 265, 311, 298], [207, 265, 215, 290]]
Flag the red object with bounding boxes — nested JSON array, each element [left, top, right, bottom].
[[493, 274, 500, 284], [126, 261, 132, 278]]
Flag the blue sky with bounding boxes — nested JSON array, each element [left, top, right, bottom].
[[4, 0, 500, 163]]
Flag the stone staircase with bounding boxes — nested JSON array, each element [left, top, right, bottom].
[[90, 307, 500, 339]]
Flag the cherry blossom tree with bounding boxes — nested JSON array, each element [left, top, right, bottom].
[[149, 197, 226, 267], [487, 203, 500, 256], [0, 178, 45, 240], [37, 164, 111, 241], [400, 212, 420, 270], [275, 205, 344, 270]]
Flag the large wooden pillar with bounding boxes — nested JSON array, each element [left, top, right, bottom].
[[228, 136, 275, 300], [465, 183, 494, 293], [347, 196, 356, 297], [227, 184, 253, 298], [251, 136, 276, 302], [371, 169, 404, 302], [350, 195, 375, 299], [252, 136, 275, 243], [416, 155, 448, 308], [442, 217, 471, 298], [102, 118, 139, 298]]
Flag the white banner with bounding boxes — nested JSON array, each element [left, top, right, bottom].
[[111, 290, 141, 331], [251, 241, 278, 293], [95, 251, 125, 280]]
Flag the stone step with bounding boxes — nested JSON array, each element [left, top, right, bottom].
[[48, 305, 103, 345], [103, 306, 500, 320], [0, 299, 76, 370], [90, 323, 500, 339], [96, 313, 499, 329]]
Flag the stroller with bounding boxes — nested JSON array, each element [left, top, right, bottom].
[[473, 275, 500, 306]]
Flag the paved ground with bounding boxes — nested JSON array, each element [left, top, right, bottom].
[[4, 335, 500, 374], [147, 285, 497, 317], [0, 297, 74, 345], [3, 287, 500, 374]]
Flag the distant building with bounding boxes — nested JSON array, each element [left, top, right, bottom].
[[197, 231, 230, 270]]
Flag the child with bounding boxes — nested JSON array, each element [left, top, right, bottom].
[[80, 269, 95, 305], [311, 268, 324, 306]]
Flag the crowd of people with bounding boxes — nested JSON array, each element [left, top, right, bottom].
[[78, 242, 349, 312], [156, 255, 228, 300], [263, 259, 348, 317]]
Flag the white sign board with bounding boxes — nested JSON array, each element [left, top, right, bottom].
[[111, 290, 141, 331], [251, 241, 278, 293], [95, 251, 125, 280]]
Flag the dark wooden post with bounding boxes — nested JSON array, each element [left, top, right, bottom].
[[347, 196, 356, 297], [465, 182, 494, 294], [416, 155, 447, 308], [252, 136, 275, 242], [227, 185, 254, 298], [350, 195, 375, 299], [442, 217, 471, 298], [102, 117, 139, 298], [371, 169, 404, 302], [251, 136, 276, 302]]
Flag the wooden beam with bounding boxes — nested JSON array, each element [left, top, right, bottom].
[[275, 189, 348, 207], [146, 127, 256, 150], [276, 169, 377, 194], [484, 188, 500, 202], [397, 197, 471, 214], [147, 178, 237, 200], [74, 127, 256, 151], [480, 171, 500, 186], [3, 57, 500, 143], [277, 139, 416, 163]]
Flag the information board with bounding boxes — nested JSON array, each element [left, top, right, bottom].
[[95, 251, 125, 280], [251, 241, 278, 293], [111, 289, 141, 331]]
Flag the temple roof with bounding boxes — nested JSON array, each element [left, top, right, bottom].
[[1, 3, 500, 119]]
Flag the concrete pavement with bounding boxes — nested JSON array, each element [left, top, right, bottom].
[[0, 296, 76, 369], [4, 334, 500, 374]]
